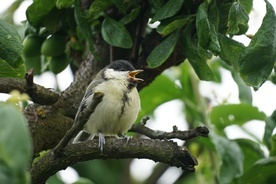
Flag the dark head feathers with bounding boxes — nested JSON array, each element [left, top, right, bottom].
[[107, 60, 135, 72]]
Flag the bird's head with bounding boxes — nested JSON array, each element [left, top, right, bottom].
[[103, 60, 143, 88]]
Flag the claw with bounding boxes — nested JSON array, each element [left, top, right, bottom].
[[98, 132, 105, 153], [124, 136, 132, 146], [117, 134, 132, 146]]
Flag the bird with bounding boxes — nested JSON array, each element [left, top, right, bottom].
[[72, 60, 143, 152]]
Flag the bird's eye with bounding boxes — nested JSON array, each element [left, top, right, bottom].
[[119, 67, 127, 71]]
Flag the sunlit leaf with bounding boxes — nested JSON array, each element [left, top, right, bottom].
[[238, 0, 276, 90], [138, 74, 182, 121], [210, 104, 266, 130]]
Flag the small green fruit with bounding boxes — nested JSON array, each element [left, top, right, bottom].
[[24, 56, 42, 75], [49, 54, 69, 74], [41, 35, 66, 57], [23, 35, 44, 57]]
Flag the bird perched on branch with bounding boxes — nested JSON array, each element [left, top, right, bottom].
[[72, 60, 143, 152]]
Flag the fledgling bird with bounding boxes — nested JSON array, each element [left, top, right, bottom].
[[72, 60, 143, 152]]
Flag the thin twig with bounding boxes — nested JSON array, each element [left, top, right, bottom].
[[129, 123, 209, 140]]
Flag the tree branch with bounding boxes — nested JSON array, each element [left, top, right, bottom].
[[0, 77, 59, 105], [31, 138, 198, 184], [130, 124, 209, 140]]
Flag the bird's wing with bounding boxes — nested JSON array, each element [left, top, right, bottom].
[[74, 78, 104, 124], [53, 77, 105, 149]]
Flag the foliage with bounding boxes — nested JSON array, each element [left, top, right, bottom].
[[0, 0, 276, 183], [0, 102, 32, 184]]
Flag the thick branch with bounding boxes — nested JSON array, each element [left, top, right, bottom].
[[0, 77, 59, 105], [25, 104, 73, 155], [31, 138, 197, 184]]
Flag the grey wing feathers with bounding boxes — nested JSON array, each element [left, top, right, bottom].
[[73, 78, 104, 126]]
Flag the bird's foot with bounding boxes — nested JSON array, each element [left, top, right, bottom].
[[98, 132, 105, 153], [117, 134, 132, 146]]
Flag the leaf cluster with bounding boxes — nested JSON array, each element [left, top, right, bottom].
[[0, 0, 276, 183]]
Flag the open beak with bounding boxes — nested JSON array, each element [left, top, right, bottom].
[[128, 70, 143, 82]]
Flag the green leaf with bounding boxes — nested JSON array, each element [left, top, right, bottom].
[[0, 20, 23, 68], [263, 110, 276, 149], [207, 1, 221, 54], [43, 8, 65, 33], [148, 0, 165, 11], [26, 0, 56, 27], [119, 6, 141, 25], [216, 0, 234, 34], [270, 134, 276, 156], [147, 30, 179, 68], [234, 139, 264, 173], [138, 74, 181, 121], [238, 0, 276, 90], [227, 2, 249, 35], [151, 0, 185, 23], [210, 134, 243, 184], [231, 71, 252, 104], [88, 0, 113, 18], [113, 0, 127, 15], [0, 58, 25, 78], [56, 0, 74, 8], [218, 34, 245, 70], [0, 104, 32, 183], [182, 24, 215, 81], [196, 1, 210, 48], [210, 104, 266, 130], [101, 17, 133, 49], [239, 0, 253, 14], [73, 177, 94, 184], [47, 174, 64, 184], [75, 0, 96, 57], [238, 158, 276, 184], [157, 16, 190, 36], [219, 59, 252, 104], [177, 62, 207, 124]]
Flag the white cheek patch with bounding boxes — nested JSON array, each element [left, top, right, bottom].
[[105, 68, 128, 81]]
